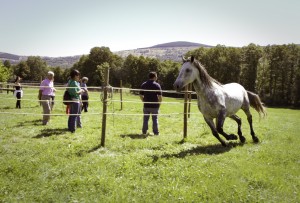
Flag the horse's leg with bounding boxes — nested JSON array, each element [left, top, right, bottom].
[[204, 117, 227, 147], [242, 108, 259, 143], [230, 115, 246, 143], [216, 110, 238, 141]]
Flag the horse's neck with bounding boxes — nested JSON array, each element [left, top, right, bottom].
[[192, 77, 216, 99]]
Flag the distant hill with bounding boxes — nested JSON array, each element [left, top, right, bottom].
[[116, 41, 212, 61], [0, 41, 213, 67], [146, 41, 212, 48], [0, 52, 82, 68], [0, 52, 22, 61]]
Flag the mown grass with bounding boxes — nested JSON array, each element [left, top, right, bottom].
[[0, 88, 299, 202]]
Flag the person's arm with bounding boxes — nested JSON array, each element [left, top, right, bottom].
[[77, 89, 84, 94], [158, 95, 162, 106], [38, 81, 44, 100], [158, 95, 162, 102]]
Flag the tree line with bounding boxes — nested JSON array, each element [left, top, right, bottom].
[[1, 43, 299, 107]]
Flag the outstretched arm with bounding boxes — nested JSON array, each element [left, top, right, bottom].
[[158, 95, 162, 105], [140, 95, 144, 102]]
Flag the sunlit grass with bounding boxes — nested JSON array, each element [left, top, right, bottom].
[[0, 88, 299, 202]]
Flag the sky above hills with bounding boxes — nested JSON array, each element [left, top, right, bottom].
[[0, 0, 299, 57]]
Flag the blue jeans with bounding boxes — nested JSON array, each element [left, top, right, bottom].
[[142, 107, 159, 135], [68, 102, 81, 132]]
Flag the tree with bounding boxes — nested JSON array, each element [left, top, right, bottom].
[[121, 54, 138, 87], [3, 60, 11, 69], [26, 56, 48, 81], [158, 60, 181, 90], [75, 46, 121, 86], [240, 44, 262, 92], [50, 66, 65, 83], [14, 61, 30, 80], [0, 61, 11, 82]]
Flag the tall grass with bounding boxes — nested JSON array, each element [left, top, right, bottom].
[[0, 88, 299, 202]]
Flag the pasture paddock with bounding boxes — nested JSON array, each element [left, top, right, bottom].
[[0, 88, 299, 202]]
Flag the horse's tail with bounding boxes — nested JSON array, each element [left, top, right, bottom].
[[247, 91, 267, 118]]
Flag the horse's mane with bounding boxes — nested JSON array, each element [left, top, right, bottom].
[[191, 59, 222, 87]]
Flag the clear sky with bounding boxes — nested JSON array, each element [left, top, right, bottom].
[[0, 0, 299, 57]]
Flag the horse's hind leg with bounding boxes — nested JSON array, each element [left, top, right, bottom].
[[204, 117, 227, 147], [230, 115, 246, 143], [242, 108, 259, 143]]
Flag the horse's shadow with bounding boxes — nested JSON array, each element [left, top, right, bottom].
[[152, 142, 243, 162], [120, 133, 148, 139], [33, 128, 68, 138]]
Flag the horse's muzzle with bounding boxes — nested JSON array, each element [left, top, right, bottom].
[[173, 81, 182, 92]]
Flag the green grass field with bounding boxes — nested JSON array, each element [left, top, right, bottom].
[[0, 87, 299, 202]]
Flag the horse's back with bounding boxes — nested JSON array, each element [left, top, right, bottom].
[[223, 83, 248, 115], [223, 83, 246, 97]]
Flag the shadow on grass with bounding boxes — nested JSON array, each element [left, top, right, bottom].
[[16, 119, 42, 127], [120, 133, 148, 139], [33, 128, 68, 138], [152, 142, 243, 162], [0, 105, 40, 110], [87, 144, 102, 153], [0, 106, 11, 110]]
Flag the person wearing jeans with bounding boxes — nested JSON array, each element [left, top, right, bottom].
[[67, 69, 84, 133], [139, 72, 162, 135]]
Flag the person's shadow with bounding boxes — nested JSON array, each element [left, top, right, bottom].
[[33, 128, 68, 138], [120, 133, 148, 139], [16, 119, 42, 127]]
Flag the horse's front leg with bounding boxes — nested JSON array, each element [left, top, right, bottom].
[[216, 109, 238, 141], [203, 117, 227, 147]]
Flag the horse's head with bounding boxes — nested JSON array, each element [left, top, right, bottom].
[[173, 56, 198, 91]]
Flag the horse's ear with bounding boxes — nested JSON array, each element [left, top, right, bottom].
[[182, 55, 187, 62], [191, 56, 195, 63]]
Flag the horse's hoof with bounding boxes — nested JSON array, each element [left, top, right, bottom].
[[253, 137, 259, 143], [228, 134, 238, 140], [221, 142, 227, 147], [240, 136, 246, 143]]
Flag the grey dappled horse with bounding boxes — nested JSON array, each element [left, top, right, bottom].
[[174, 56, 266, 146]]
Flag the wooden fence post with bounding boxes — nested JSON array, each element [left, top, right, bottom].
[[188, 83, 192, 118], [120, 80, 123, 110], [101, 67, 109, 147], [183, 85, 188, 139]]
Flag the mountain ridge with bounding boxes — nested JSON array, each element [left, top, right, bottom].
[[141, 41, 213, 49], [1, 41, 211, 67]]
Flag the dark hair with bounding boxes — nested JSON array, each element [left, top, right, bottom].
[[14, 76, 20, 83], [148, 72, 157, 79], [70, 69, 80, 79]]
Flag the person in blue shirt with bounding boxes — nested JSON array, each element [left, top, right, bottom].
[[139, 72, 162, 135]]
